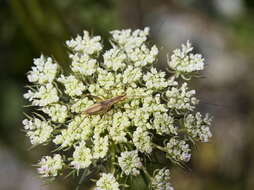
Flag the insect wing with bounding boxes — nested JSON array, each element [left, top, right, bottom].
[[83, 103, 105, 115]]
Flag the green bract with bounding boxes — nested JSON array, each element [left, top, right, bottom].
[[23, 27, 212, 190]]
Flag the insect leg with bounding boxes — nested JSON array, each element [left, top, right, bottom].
[[87, 94, 104, 102], [81, 94, 104, 102]]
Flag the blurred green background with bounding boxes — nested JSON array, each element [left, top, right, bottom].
[[1, 0, 254, 189]]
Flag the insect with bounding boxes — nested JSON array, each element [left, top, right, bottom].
[[83, 94, 127, 115]]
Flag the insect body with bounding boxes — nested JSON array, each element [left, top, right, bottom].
[[83, 94, 127, 115]]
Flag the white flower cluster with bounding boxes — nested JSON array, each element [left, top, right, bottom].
[[111, 27, 149, 50], [184, 112, 213, 142], [153, 112, 177, 135], [168, 41, 204, 75], [42, 104, 68, 123], [151, 168, 174, 190], [23, 28, 212, 189], [66, 31, 102, 76], [166, 138, 191, 162], [69, 53, 97, 76], [58, 75, 86, 97], [92, 135, 109, 159], [122, 66, 142, 86], [37, 154, 64, 177], [24, 83, 59, 106], [22, 118, 53, 145], [143, 68, 175, 90], [109, 111, 130, 143], [66, 31, 102, 54], [127, 44, 158, 67], [71, 141, 92, 170], [118, 150, 142, 176], [27, 55, 59, 84], [95, 173, 119, 190], [53, 115, 94, 148], [111, 27, 159, 67], [166, 82, 198, 111], [133, 127, 153, 154], [103, 47, 126, 71]]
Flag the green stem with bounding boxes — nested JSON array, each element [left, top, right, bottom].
[[152, 143, 167, 152], [142, 166, 152, 181], [110, 142, 116, 173], [76, 169, 88, 190]]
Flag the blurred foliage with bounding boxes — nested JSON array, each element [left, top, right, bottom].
[[1, 0, 118, 74], [231, 16, 254, 55]]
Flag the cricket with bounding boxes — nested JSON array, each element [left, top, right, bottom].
[[83, 94, 127, 115]]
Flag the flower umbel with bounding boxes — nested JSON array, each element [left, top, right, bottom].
[[166, 138, 191, 162], [23, 28, 212, 189], [27, 55, 59, 84], [95, 173, 120, 190], [151, 168, 174, 190], [71, 141, 93, 170], [37, 154, 64, 177], [22, 118, 53, 145], [118, 150, 142, 176], [168, 40, 205, 77]]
